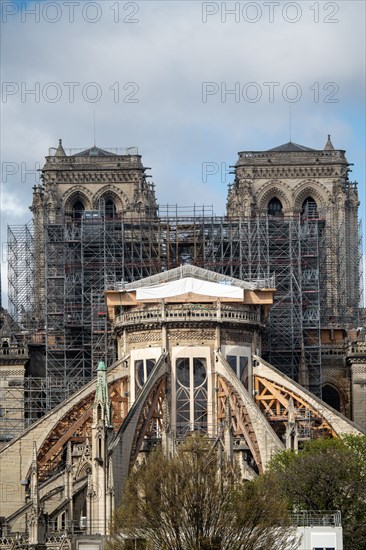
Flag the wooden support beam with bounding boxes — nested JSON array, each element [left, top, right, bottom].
[[131, 377, 166, 465], [39, 407, 93, 467], [217, 376, 262, 473], [254, 375, 336, 437]]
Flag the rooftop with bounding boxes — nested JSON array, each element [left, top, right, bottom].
[[47, 140, 139, 157], [267, 141, 316, 152], [118, 265, 274, 291], [72, 146, 118, 157]]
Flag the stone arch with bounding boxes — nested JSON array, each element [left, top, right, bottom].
[[292, 180, 329, 214], [76, 460, 92, 480], [267, 197, 284, 217], [256, 181, 292, 214], [93, 185, 130, 213], [217, 374, 264, 473], [321, 377, 348, 416], [63, 186, 93, 213], [322, 383, 341, 412]]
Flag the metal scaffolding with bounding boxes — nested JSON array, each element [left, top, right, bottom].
[[7, 223, 34, 327], [6, 205, 362, 431]]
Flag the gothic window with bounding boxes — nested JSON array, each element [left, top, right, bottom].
[[227, 355, 248, 387], [60, 511, 66, 531], [135, 359, 156, 390], [72, 200, 85, 221], [105, 199, 116, 219], [267, 197, 283, 217], [322, 384, 341, 412], [301, 196, 318, 218], [176, 357, 208, 432]]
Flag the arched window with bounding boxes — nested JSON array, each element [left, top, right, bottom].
[[61, 511, 66, 531], [301, 196, 318, 218], [226, 355, 248, 388], [135, 358, 156, 390], [267, 197, 283, 217], [322, 384, 341, 412], [176, 357, 207, 432], [105, 199, 116, 219], [72, 200, 85, 221]]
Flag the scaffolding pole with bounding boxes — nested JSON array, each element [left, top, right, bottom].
[[7, 223, 34, 327]]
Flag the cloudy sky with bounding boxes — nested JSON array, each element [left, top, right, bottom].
[[1, 0, 365, 305]]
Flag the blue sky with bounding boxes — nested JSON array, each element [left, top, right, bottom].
[[1, 0, 365, 304]]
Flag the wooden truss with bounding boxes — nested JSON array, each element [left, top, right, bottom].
[[217, 375, 263, 473], [37, 377, 128, 480], [254, 375, 335, 439]]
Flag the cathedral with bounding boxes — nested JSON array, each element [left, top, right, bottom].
[[0, 136, 365, 549]]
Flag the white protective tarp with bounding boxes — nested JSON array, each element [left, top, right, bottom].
[[135, 277, 244, 300]]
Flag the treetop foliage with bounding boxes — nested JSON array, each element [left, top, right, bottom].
[[269, 434, 366, 550], [109, 435, 298, 550]]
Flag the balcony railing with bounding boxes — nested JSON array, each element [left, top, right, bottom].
[[0, 346, 28, 358], [115, 304, 260, 328], [290, 510, 342, 527]]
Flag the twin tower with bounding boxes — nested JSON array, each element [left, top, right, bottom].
[[6, 136, 363, 432]]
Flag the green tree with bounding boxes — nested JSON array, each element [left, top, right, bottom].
[[109, 435, 298, 550], [269, 435, 366, 550]]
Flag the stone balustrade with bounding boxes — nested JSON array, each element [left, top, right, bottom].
[[0, 346, 28, 358], [348, 341, 366, 356], [115, 304, 260, 328]]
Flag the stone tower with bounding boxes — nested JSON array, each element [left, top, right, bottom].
[[226, 136, 359, 324], [31, 141, 158, 325], [226, 136, 361, 409]]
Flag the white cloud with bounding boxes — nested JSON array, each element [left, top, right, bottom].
[[1, 183, 30, 218]]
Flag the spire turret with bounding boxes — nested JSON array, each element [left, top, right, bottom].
[[94, 361, 111, 426], [55, 138, 66, 157], [324, 134, 334, 150]]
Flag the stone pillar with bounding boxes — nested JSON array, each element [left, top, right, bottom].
[[86, 474, 94, 535], [106, 458, 114, 535], [351, 364, 366, 430], [65, 442, 74, 531], [28, 442, 46, 548], [223, 399, 233, 461], [91, 361, 113, 535], [161, 398, 174, 457]]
